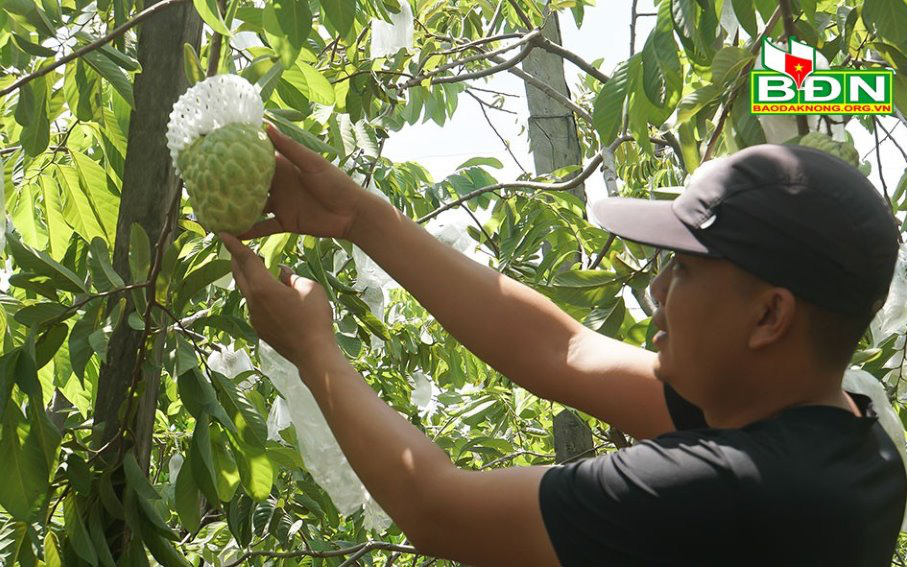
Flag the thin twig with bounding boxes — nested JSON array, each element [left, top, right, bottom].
[[703, 6, 782, 161], [223, 542, 419, 567], [507, 0, 534, 29], [460, 202, 500, 260], [873, 117, 895, 215], [415, 133, 670, 225], [398, 30, 542, 89], [205, 0, 228, 77], [467, 89, 518, 114], [0, 0, 192, 97], [536, 35, 610, 84], [629, 0, 639, 57], [468, 90, 527, 174], [875, 118, 907, 163], [589, 233, 616, 270]]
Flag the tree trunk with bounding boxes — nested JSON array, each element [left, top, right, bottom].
[[519, 12, 595, 461], [90, 0, 202, 556]]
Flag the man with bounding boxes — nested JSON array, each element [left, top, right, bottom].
[[220, 127, 906, 565]]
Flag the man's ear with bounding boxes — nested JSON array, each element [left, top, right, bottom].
[[747, 288, 797, 350]]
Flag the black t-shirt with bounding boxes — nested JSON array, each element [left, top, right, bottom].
[[539, 383, 907, 566]]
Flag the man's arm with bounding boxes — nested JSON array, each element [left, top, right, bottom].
[[350, 192, 675, 439], [295, 338, 561, 566]]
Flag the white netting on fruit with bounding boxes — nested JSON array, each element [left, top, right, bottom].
[[843, 368, 907, 530], [166, 74, 265, 175], [370, 0, 414, 59], [259, 341, 392, 532], [207, 344, 258, 391], [873, 242, 907, 342]]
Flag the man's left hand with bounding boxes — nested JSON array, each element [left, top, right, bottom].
[[220, 232, 336, 367]]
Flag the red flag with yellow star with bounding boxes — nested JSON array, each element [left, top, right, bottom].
[[784, 54, 813, 89]]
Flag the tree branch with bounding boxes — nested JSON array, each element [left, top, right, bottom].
[[703, 6, 782, 161], [507, 0, 534, 29], [498, 59, 593, 123], [0, 0, 192, 97], [398, 29, 542, 89], [223, 542, 420, 567], [535, 35, 610, 84], [205, 0, 228, 76], [467, 89, 527, 174], [416, 135, 646, 224], [425, 40, 538, 86]]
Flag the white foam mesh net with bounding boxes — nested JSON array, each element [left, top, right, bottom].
[[259, 341, 392, 532], [166, 74, 265, 175]]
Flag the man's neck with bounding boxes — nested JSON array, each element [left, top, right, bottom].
[[703, 388, 859, 429]]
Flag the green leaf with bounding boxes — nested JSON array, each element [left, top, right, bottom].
[[226, 494, 254, 546], [263, 0, 312, 68], [173, 259, 231, 314], [322, 0, 357, 37], [863, 0, 907, 44], [457, 157, 504, 170], [211, 425, 241, 502], [266, 113, 340, 158], [675, 83, 720, 125], [44, 532, 62, 567], [65, 453, 93, 495], [193, 0, 231, 35], [0, 405, 50, 521], [182, 43, 205, 86], [231, 437, 274, 501], [178, 368, 236, 433], [123, 451, 160, 501], [282, 62, 335, 105], [710, 46, 751, 88], [731, 0, 757, 36], [175, 452, 201, 532], [40, 176, 73, 261], [20, 81, 50, 156], [14, 302, 68, 328], [40, 0, 62, 25], [592, 56, 633, 144], [35, 323, 68, 369], [56, 164, 108, 244], [190, 417, 220, 505], [212, 372, 268, 446], [87, 508, 116, 567], [64, 494, 98, 565], [69, 300, 102, 381], [64, 60, 102, 122], [88, 236, 125, 292], [71, 150, 119, 245], [139, 522, 191, 567], [81, 50, 134, 108]]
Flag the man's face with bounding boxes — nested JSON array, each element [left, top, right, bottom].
[[648, 251, 761, 407]]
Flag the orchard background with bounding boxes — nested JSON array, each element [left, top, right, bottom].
[[1, 0, 907, 564]]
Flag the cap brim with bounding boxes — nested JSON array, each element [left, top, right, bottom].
[[590, 197, 721, 258]]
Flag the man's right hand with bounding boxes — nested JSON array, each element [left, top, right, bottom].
[[238, 122, 369, 242]]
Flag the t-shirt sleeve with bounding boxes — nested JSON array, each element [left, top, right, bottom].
[[663, 382, 708, 430], [538, 432, 744, 565]]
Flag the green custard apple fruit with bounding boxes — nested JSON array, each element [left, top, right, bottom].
[[166, 74, 277, 235], [177, 123, 275, 234], [798, 132, 860, 169]]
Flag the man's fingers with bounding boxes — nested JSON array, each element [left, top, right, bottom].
[[230, 254, 249, 296], [237, 217, 284, 240], [220, 233, 272, 287], [265, 122, 331, 175]]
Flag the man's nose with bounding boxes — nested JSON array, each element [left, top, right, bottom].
[[649, 259, 671, 307]]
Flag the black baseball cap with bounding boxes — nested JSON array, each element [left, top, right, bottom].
[[590, 143, 900, 317]]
